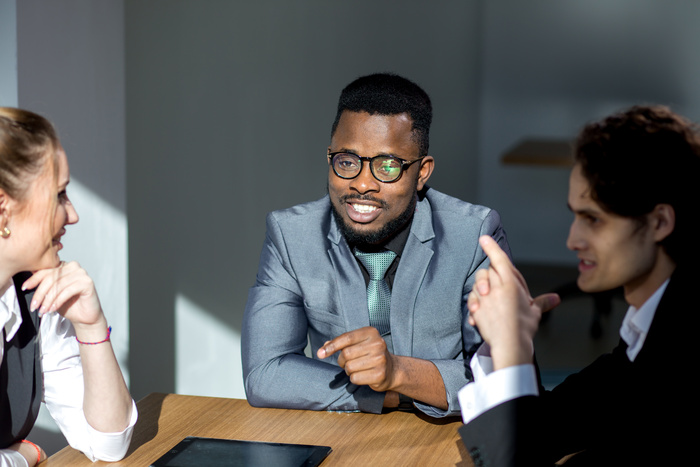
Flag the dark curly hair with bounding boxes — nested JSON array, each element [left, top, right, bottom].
[[331, 73, 432, 157], [575, 105, 700, 264]]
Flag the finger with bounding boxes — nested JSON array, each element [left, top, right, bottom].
[[47, 281, 86, 314], [22, 269, 48, 292], [27, 269, 61, 312], [532, 293, 561, 314], [35, 273, 81, 315], [30, 267, 83, 315], [317, 329, 364, 359], [467, 290, 480, 313], [343, 349, 385, 376], [474, 268, 490, 296], [478, 236, 513, 284]]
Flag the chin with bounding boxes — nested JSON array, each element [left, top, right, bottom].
[[36, 254, 61, 271]]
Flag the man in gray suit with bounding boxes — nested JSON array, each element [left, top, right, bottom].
[[242, 73, 509, 417]]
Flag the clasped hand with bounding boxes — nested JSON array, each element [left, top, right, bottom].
[[317, 326, 397, 392], [467, 236, 560, 370]]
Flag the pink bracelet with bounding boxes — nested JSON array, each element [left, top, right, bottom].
[[21, 439, 41, 464], [76, 326, 112, 345]]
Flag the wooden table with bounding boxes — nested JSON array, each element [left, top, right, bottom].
[[45, 393, 471, 466]]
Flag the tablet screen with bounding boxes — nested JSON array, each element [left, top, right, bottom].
[[151, 436, 332, 467]]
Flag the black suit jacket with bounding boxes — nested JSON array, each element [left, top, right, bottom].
[[459, 267, 697, 466]]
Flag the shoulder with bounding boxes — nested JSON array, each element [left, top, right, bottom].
[[264, 196, 334, 245], [267, 196, 330, 225], [421, 188, 502, 230]]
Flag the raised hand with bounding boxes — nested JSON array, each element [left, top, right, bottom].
[[467, 236, 560, 370], [22, 261, 106, 334]]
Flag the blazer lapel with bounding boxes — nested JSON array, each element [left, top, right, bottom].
[[327, 215, 371, 333], [390, 196, 435, 357]]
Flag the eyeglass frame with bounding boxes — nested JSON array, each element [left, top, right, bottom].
[[327, 151, 426, 183]]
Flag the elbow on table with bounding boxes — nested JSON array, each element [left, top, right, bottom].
[[243, 372, 277, 409]]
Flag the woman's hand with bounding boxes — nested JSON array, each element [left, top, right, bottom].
[[22, 261, 105, 330]]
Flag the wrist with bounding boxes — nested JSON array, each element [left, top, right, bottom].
[[19, 440, 41, 466], [383, 390, 399, 407], [490, 337, 533, 371], [74, 318, 110, 344]]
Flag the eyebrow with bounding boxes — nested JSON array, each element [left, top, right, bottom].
[[567, 202, 602, 217], [332, 148, 405, 159]]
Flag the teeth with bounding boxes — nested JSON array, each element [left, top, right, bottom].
[[352, 204, 378, 213]]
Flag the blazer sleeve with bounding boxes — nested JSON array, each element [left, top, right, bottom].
[[458, 341, 658, 466], [416, 209, 511, 418], [241, 212, 384, 413]]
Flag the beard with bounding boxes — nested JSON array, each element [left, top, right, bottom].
[[330, 190, 417, 249]]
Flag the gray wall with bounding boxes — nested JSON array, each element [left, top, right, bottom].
[[0, 0, 17, 106], [125, 0, 482, 400], [5, 0, 700, 447], [479, 0, 700, 264]]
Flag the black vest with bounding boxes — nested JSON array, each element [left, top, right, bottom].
[[0, 272, 41, 448]]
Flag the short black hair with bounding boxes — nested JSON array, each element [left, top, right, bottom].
[[331, 73, 432, 157], [575, 105, 700, 264]]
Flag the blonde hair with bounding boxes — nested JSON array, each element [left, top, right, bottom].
[[0, 107, 59, 201]]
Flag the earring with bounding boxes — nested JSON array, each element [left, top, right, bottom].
[[1, 227, 10, 238]]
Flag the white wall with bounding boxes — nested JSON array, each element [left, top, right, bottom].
[[13, 0, 128, 455], [478, 0, 700, 264]]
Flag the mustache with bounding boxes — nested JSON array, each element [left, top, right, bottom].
[[340, 194, 389, 209]]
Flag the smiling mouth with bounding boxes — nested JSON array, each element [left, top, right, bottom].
[[351, 203, 378, 214], [52, 229, 65, 245]]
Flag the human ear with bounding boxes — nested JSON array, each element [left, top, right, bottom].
[[0, 190, 10, 217], [416, 156, 435, 191], [651, 203, 675, 242], [0, 190, 12, 237]]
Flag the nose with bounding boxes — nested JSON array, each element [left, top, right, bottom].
[[348, 161, 380, 194], [566, 219, 583, 251], [66, 201, 79, 225]]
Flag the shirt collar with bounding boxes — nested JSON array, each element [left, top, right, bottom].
[[352, 217, 413, 257], [620, 279, 669, 361], [1, 282, 22, 343]]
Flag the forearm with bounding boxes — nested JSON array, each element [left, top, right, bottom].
[[74, 319, 132, 433], [386, 356, 448, 410], [1, 444, 35, 467], [245, 353, 385, 413]]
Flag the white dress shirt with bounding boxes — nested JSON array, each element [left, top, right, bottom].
[[458, 280, 669, 425], [1, 284, 137, 467]]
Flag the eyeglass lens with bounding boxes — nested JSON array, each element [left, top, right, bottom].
[[333, 153, 402, 182]]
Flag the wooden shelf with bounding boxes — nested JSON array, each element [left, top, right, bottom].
[[501, 139, 574, 167]]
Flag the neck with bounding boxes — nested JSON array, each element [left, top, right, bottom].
[[624, 250, 676, 309], [0, 277, 12, 297]]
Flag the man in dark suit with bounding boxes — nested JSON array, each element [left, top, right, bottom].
[[242, 73, 509, 417], [458, 105, 699, 466]]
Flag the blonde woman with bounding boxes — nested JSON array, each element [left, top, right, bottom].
[[0, 108, 136, 466]]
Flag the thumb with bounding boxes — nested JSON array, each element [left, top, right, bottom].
[[533, 293, 561, 313]]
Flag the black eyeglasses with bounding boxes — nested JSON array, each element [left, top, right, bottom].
[[328, 152, 425, 183]]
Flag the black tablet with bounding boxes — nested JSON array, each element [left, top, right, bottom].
[[151, 436, 332, 467]]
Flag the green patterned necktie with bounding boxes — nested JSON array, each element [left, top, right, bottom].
[[354, 249, 397, 336]]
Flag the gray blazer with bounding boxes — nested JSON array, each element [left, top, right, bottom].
[[242, 188, 510, 417]]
